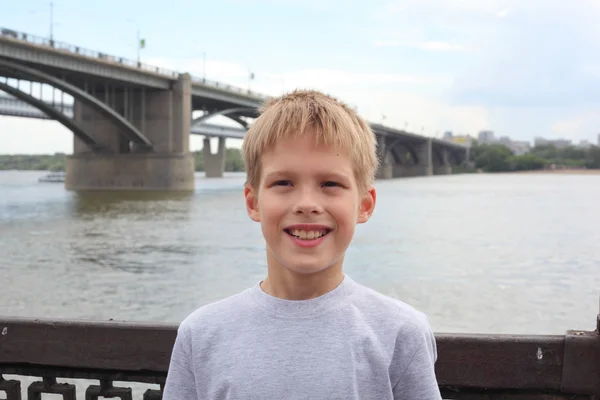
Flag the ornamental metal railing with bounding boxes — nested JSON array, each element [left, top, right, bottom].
[[1, 313, 599, 399]]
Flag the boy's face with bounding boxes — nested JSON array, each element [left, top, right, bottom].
[[244, 134, 376, 277]]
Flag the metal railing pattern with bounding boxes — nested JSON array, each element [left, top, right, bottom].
[[0, 314, 599, 399]]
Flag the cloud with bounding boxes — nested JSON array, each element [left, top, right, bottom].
[[411, 41, 471, 52], [374, 40, 400, 47], [145, 57, 450, 94], [143, 55, 482, 138], [268, 69, 450, 87], [445, 1, 600, 109], [223, 0, 344, 11], [381, 0, 515, 24], [144, 57, 250, 82], [368, 0, 600, 142], [348, 89, 490, 137], [551, 110, 600, 141], [0, 117, 71, 154], [496, 9, 510, 18], [374, 39, 471, 52]]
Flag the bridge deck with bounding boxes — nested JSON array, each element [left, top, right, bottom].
[[0, 94, 468, 150], [0, 26, 468, 151], [0, 27, 266, 110]]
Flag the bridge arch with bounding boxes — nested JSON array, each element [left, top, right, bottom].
[[432, 145, 462, 166], [192, 107, 258, 129], [432, 147, 446, 165], [387, 139, 420, 165], [0, 81, 104, 151], [0, 58, 153, 150]]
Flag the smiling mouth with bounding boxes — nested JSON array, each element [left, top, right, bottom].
[[284, 228, 332, 240]]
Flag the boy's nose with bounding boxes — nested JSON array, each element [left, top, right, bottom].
[[293, 192, 323, 215]]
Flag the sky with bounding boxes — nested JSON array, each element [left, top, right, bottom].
[[1, 0, 600, 154]]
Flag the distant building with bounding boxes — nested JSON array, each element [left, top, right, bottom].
[[492, 136, 529, 155], [553, 139, 572, 148], [448, 135, 474, 147], [509, 141, 532, 155], [534, 137, 572, 148], [441, 131, 473, 146], [597, 133, 600, 146], [578, 140, 592, 149], [478, 130, 495, 143]]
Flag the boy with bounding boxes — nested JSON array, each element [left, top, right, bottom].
[[163, 90, 442, 399]]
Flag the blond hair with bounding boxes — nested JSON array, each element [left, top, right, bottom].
[[242, 89, 379, 192]]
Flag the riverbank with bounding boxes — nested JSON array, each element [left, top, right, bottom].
[[507, 168, 600, 175]]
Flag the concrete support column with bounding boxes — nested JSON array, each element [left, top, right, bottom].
[[416, 138, 433, 176], [171, 74, 191, 154], [375, 135, 393, 179], [65, 153, 195, 191], [434, 148, 452, 175], [203, 137, 226, 178], [66, 74, 195, 191], [394, 139, 432, 177], [72, 97, 123, 154]]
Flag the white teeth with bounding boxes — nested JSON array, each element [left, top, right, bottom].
[[288, 229, 328, 240]]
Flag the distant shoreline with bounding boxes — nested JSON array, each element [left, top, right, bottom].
[[500, 168, 600, 175]]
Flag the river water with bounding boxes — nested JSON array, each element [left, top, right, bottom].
[[2, 170, 599, 336], [2, 170, 600, 398]]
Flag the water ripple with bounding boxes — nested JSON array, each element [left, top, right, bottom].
[[1, 171, 599, 336]]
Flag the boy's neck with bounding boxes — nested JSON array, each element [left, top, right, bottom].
[[260, 259, 345, 301]]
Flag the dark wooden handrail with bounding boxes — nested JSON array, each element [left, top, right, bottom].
[[1, 316, 598, 399]]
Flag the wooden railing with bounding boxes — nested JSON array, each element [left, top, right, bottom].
[[1, 315, 598, 399]]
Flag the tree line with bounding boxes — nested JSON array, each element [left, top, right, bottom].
[[3, 142, 600, 174], [0, 148, 246, 172], [470, 142, 600, 172]]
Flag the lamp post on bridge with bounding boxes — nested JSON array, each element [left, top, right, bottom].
[[48, 1, 60, 45], [248, 71, 255, 92], [49, 1, 54, 42], [137, 29, 145, 65]]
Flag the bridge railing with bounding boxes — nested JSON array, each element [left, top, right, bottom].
[[0, 27, 268, 101], [0, 315, 598, 399]]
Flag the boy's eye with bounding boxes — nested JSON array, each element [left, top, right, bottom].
[[273, 180, 292, 186], [322, 181, 340, 188]]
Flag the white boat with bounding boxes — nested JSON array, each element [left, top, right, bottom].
[[38, 171, 66, 183]]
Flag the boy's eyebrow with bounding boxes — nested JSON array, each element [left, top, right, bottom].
[[264, 170, 352, 183], [319, 172, 352, 183], [263, 170, 295, 180]]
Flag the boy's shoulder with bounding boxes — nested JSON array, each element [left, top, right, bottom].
[[177, 276, 434, 344], [179, 287, 254, 332], [349, 279, 432, 331]]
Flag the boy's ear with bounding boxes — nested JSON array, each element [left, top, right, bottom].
[[357, 186, 376, 224], [244, 184, 261, 222]]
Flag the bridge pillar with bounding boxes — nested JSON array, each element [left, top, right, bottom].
[[375, 135, 393, 179], [415, 138, 433, 176], [203, 137, 226, 178], [397, 139, 433, 177], [434, 148, 452, 175], [66, 74, 194, 191]]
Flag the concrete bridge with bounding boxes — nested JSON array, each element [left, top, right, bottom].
[[0, 27, 468, 191]]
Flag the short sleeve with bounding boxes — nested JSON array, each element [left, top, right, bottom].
[[162, 322, 198, 400], [391, 318, 442, 400]]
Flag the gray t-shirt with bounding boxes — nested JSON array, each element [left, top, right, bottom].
[[163, 275, 442, 399]]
